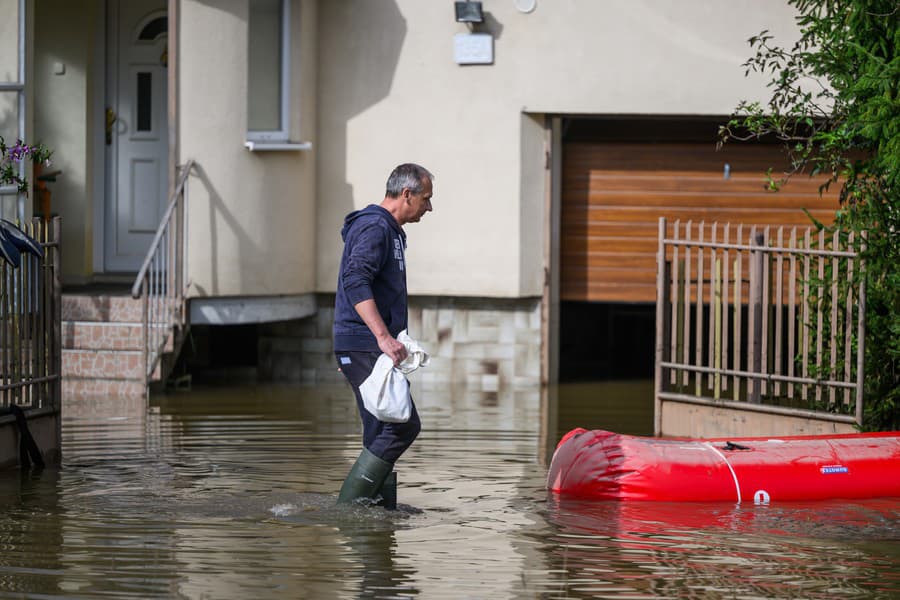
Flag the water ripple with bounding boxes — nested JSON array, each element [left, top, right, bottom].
[[0, 383, 897, 598]]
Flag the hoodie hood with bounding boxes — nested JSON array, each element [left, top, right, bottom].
[[341, 204, 405, 242]]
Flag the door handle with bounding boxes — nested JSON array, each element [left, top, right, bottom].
[[105, 108, 117, 145]]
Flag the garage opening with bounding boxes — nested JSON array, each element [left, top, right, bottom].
[[557, 116, 837, 382]]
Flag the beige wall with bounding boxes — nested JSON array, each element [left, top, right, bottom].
[[32, 0, 321, 291], [33, 0, 99, 282], [315, 0, 800, 298], [26, 0, 801, 300], [180, 0, 317, 298], [519, 113, 546, 296]]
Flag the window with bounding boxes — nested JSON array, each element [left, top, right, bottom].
[[247, 0, 290, 142], [0, 0, 27, 218], [137, 16, 167, 41]]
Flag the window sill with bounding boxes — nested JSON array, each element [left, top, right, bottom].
[[244, 141, 313, 152]]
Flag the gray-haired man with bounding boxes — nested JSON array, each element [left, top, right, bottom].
[[333, 163, 434, 507]]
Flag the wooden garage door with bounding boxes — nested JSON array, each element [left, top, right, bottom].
[[561, 142, 840, 303]]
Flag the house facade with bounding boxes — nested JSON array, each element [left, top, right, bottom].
[[5, 0, 835, 388]]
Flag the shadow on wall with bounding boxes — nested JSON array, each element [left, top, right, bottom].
[[318, 0, 406, 239], [0, 75, 15, 141], [192, 0, 242, 18], [190, 162, 261, 296]]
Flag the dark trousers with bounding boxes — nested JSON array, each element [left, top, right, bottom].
[[335, 351, 421, 464]]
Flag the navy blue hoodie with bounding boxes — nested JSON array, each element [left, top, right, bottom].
[[333, 204, 408, 352]]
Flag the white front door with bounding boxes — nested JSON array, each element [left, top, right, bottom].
[[104, 0, 168, 272]]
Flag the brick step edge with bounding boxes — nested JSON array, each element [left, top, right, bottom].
[[61, 349, 143, 379], [61, 322, 173, 351], [62, 321, 143, 351], [62, 378, 146, 399], [62, 295, 143, 323]]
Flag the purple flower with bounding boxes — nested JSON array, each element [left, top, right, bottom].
[[9, 140, 32, 162]]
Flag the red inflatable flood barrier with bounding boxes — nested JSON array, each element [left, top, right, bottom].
[[548, 428, 900, 503]]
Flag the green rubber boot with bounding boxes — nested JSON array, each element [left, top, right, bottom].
[[379, 471, 397, 510], [337, 448, 393, 505]]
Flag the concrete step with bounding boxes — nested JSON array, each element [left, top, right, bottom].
[[61, 348, 143, 380], [62, 294, 142, 323], [62, 321, 143, 351], [59, 293, 177, 398], [62, 378, 146, 399], [61, 321, 172, 351]]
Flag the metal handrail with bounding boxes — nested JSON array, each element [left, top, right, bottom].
[[131, 159, 195, 383], [131, 160, 194, 298]]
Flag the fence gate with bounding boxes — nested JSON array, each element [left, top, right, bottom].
[[653, 217, 865, 438], [0, 217, 62, 468]]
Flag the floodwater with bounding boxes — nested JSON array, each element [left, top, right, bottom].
[[0, 379, 898, 599]]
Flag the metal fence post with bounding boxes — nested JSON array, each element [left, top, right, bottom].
[[856, 244, 867, 427], [654, 217, 667, 436], [52, 217, 61, 414], [749, 231, 764, 403]]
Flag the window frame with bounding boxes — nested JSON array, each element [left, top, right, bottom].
[[246, 0, 291, 144], [0, 0, 28, 216]]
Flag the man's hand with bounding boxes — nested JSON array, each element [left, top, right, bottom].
[[354, 298, 408, 366], [377, 333, 408, 367]]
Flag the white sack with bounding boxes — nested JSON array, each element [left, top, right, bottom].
[[358, 330, 430, 423]]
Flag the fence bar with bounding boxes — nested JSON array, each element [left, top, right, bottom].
[[761, 227, 771, 397], [801, 229, 811, 401], [815, 228, 825, 404], [829, 229, 839, 406], [855, 240, 867, 426], [788, 227, 797, 398], [663, 238, 858, 258], [654, 217, 666, 436], [733, 224, 743, 401], [1, 263, 7, 406], [713, 257, 722, 398], [774, 227, 784, 397], [52, 217, 62, 411], [682, 221, 692, 388], [659, 361, 857, 389], [748, 228, 762, 402], [844, 231, 855, 407], [707, 224, 717, 392], [670, 220, 680, 385], [722, 223, 730, 393], [695, 222, 704, 396]]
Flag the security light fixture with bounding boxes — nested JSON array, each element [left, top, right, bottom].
[[455, 1, 484, 23]]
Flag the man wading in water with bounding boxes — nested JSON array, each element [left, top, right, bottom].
[[333, 163, 434, 508]]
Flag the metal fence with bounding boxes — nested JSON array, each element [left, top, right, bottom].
[[654, 217, 865, 431], [0, 217, 61, 413]]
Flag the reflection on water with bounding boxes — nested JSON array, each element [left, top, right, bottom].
[[0, 380, 896, 598], [546, 498, 900, 598], [553, 379, 655, 438]]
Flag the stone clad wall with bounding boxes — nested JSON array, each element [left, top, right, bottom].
[[258, 295, 542, 389]]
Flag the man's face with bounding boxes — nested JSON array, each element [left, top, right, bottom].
[[403, 178, 433, 224]]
